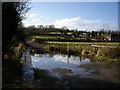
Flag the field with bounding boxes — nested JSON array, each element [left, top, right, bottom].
[[29, 35, 64, 40], [30, 34, 120, 42]]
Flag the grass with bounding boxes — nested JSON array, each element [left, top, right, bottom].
[[29, 35, 64, 40], [47, 41, 120, 45], [29, 35, 120, 44], [2, 41, 26, 88]]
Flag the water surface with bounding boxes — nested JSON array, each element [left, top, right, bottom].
[[31, 53, 95, 78], [31, 53, 90, 69]]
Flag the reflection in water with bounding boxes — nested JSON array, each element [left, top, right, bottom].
[[31, 53, 90, 70]]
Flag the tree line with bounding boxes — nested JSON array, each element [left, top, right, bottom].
[[22, 25, 120, 38]]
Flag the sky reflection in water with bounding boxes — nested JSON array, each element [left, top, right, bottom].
[[31, 54, 90, 70]]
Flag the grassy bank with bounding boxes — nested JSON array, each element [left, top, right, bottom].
[[2, 41, 26, 88], [35, 41, 120, 63]]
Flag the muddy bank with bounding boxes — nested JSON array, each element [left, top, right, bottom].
[[33, 68, 120, 88], [79, 62, 120, 84], [33, 69, 65, 88], [62, 75, 119, 88], [32, 62, 120, 88]]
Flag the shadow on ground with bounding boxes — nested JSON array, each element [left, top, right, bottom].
[[32, 69, 120, 89]]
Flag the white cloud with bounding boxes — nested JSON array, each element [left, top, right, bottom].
[[22, 11, 50, 27], [54, 17, 117, 31], [22, 12, 118, 31], [54, 17, 81, 28]]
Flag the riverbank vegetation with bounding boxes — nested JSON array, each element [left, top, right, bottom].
[[33, 41, 120, 63], [2, 1, 30, 88]]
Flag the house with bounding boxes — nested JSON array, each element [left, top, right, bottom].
[[103, 35, 111, 41], [67, 32, 73, 35], [49, 32, 61, 35], [79, 33, 88, 39]]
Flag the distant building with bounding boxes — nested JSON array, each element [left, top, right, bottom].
[[49, 32, 61, 35], [79, 33, 88, 39], [67, 32, 73, 35], [103, 35, 111, 41], [103, 34, 120, 41]]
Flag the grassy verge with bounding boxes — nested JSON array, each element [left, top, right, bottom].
[[2, 41, 26, 88]]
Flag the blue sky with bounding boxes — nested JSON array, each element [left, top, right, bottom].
[[22, 2, 118, 31]]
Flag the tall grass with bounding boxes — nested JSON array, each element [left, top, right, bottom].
[[37, 41, 120, 63]]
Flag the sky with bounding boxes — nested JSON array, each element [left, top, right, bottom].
[[22, 2, 118, 31]]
